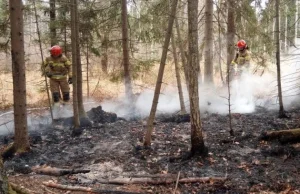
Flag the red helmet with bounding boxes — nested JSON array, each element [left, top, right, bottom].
[[237, 40, 246, 49], [50, 45, 62, 57]]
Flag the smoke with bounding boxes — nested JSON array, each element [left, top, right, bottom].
[[101, 58, 300, 119]]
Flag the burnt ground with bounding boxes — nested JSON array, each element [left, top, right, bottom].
[[1, 105, 300, 194]]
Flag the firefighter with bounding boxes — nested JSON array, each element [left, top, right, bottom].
[[230, 39, 251, 78], [42, 45, 72, 106]]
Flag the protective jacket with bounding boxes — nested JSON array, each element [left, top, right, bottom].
[[234, 49, 250, 67], [42, 55, 72, 79]]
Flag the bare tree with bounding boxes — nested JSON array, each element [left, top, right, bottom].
[[204, 0, 214, 84], [171, 33, 186, 114], [33, 0, 54, 122], [143, 0, 178, 147], [275, 0, 287, 118], [121, 0, 134, 102], [187, 0, 207, 156], [10, 0, 30, 151], [70, 0, 80, 129]]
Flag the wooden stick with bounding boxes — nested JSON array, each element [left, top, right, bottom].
[[173, 171, 181, 194], [43, 181, 92, 192], [42, 186, 57, 194], [98, 176, 226, 185], [43, 181, 140, 194], [32, 166, 90, 176]]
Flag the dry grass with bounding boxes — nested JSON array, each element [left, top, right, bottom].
[[0, 62, 181, 111]]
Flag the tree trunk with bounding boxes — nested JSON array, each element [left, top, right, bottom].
[[101, 33, 109, 74], [33, 0, 54, 122], [0, 160, 9, 193], [187, 0, 207, 156], [226, 0, 236, 80], [217, 1, 224, 84], [171, 33, 186, 114], [275, 0, 286, 118], [121, 0, 134, 102], [175, 17, 189, 90], [49, 0, 56, 46], [287, 0, 297, 47], [86, 43, 90, 98], [10, 0, 30, 152], [279, 3, 286, 52], [64, 10, 68, 56], [204, 0, 214, 84], [74, 0, 91, 125], [143, 0, 178, 147], [226, 0, 235, 135], [70, 0, 80, 129]]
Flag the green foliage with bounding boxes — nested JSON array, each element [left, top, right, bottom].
[[90, 47, 101, 56], [0, 0, 9, 53], [129, 0, 169, 44]]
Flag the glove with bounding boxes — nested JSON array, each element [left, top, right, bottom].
[[46, 72, 52, 78], [68, 77, 73, 84]]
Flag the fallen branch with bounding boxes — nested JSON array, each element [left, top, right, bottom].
[[32, 165, 90, 176], [43, 181, 140, 194], [261, 128, 300, 143], [98, 176, 227, 185], [173, 171, 180, 194], [43, 181, 92, 192]]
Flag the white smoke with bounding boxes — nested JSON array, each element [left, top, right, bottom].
[[101, 49, 300, 119]]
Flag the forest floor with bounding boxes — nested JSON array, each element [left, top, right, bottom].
[[1, 105, 300, 194]]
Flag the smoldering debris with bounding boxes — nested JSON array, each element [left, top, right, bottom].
[[52, 105, 118, 127]]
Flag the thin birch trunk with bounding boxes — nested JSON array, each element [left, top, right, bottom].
[[144, 0, 178, 147]]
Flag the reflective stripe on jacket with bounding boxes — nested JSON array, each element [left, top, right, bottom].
[[235, 50, 250, 66], [42, 55, 72, 79]]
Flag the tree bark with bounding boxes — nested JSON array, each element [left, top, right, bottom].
[[70, 0, 80, 129], [275, 0, 286, 118], [49, 0, 56, 46], [175, 17, 189, 90], [121, 0, 134, 102], [74, 0, 91, 125], [171, 33, 186, 114], [226, 0, 236, 82], [101, 33, 109, 74], [10, 0, 30, 152], [143, 0, 178, 147], [86, 43, 90, 98], [33, 0, 53, 122], [204, 0, 214, 84], [217, 1, 224, 84], [0, 160, 9, 194], [187, 0, 207, 156]]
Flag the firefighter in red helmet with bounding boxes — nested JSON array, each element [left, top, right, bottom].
[[41, 45, 72, 106], [230, 39, 251, 78]]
